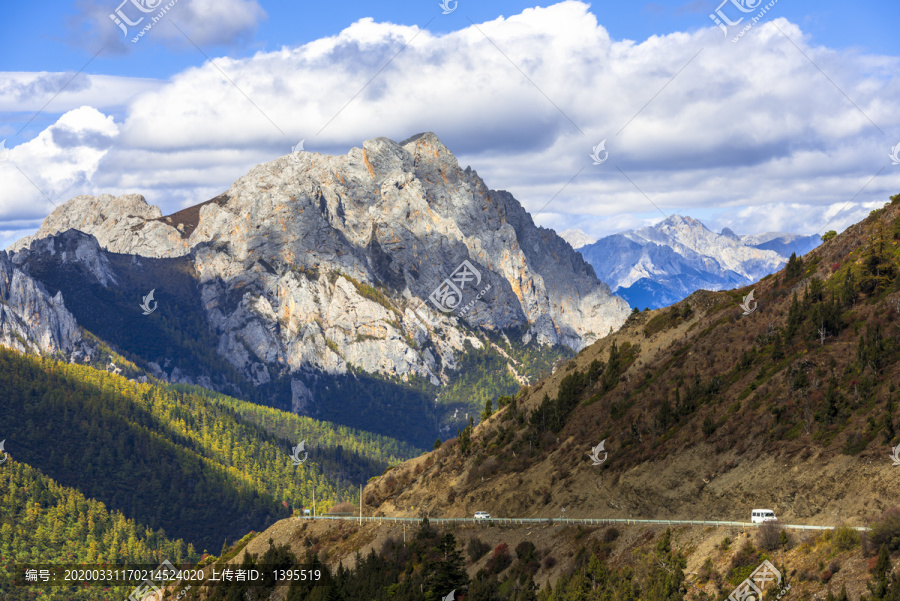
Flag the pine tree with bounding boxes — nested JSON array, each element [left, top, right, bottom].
[[785, 252, 804, 280], [426, 533, 468, 597], [771, 334, 785, 361], [603, 341, 622, 392], [786, 292, 803, 338], [840, 268, 857, 307], [883, 393, 897, 444], [481, 398, 493, 421], [866, 545, 891, 601]]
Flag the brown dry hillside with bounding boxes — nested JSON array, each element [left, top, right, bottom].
[[180, 517, 882, 601], [362, 193, 900, 529], [180, 195, 900, 601]]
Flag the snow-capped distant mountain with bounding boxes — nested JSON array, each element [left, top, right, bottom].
[[558, 228, 597, 249], [579, 215, 821, 309]]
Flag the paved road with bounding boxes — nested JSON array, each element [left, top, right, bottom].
[[302, 515, 868, 531]]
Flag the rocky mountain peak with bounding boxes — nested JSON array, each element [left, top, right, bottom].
[[4, 134, 630, 435], [719, 226, 739, 240]]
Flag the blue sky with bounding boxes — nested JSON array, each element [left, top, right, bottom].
[[3, 1, 898, 77], [1, 0, 899, 248]]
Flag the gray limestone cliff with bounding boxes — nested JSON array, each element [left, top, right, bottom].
[[9, 133, 630, 396], [0, 250, 85, 359]]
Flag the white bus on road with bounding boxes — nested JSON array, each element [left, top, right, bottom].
[[751, 509, 777, 523]]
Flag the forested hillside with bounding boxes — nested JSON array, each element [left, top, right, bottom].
[[0, 348, 423, 554], [0, 459, 198, 600]]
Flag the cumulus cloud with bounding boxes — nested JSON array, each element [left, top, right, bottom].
[[0, 107, 119, 219], [4, 1, 900, 244], [0, 73, 161, 113]]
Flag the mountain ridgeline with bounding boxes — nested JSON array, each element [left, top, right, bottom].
[[6, 132, 628, 448]]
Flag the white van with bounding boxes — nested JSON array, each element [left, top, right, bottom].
[[751, 509, 777, 523], [474, 511, 491, 521]]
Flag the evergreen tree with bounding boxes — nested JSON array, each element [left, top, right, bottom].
[[883, 393, 897, 444], [786, 292, 803, 338], [771, 334, 785, 361], [785, 252, 804, 279], [865, 544, 892, 601], [603, 341, 622, 392], [482, 397, 493, 421], [426, 533, 469, 597], [417, 517, 437, 540]]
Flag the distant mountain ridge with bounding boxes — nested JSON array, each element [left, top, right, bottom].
[[558, 228, 596, 249], [578, 215, 821, 309]]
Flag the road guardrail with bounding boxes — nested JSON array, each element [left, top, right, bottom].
[[298, 515, 868, 531]]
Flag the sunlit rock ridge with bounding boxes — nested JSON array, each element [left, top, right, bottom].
[[10, 133, 630, 394]]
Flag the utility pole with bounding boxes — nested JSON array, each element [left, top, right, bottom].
[[359, 484, 362, 525], [312, 488, 315, 519]]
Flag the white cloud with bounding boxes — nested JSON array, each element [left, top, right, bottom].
[[0, 73, 161, 114], [0, 107, 119, 220], [3, 1, 900, 244]]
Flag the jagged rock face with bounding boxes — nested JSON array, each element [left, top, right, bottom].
[[10, 133, 630, 387], [0, 250, 84, 359], [13, 193, 170, 256]]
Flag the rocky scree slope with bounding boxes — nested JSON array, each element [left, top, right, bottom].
[[360, 195, 900, 531], [8, 133, 629, 444]]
